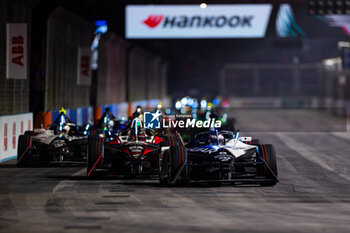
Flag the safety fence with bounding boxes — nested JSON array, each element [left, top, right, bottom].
[[1, 4, 169, 123], [0, 0, 31, 115], [97, 33, 168, 105], [220, 63, 322, 98], [128, 47, 168, 102], [228, 97, 321, 108], [45, 7, 92, 111], [97, 34, 128, 105], [228, 96, 350, 118], [45, 8, 169, 112]]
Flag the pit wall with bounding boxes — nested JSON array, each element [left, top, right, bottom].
[[0, 112, 33, 162]]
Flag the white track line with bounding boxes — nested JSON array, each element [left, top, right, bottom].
[[52, 168, 85, 193], [275, 133, 350, 183]]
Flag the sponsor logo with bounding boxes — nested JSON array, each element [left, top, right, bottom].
[[143, 112, 222, 129], [4, 123, 8, 151], [12, 122, 16, 149], [163, 118, 221, 129], [142, 15, 253, 29], [11, 36, 25, 66], [188, 147, 218, 154], [129, 146, 144, 153], [80, 55, 90, 77], [127, 5, 272, 39], [143, 15, 164, 28], [6, 23, 27, 79], [144, 111, 161, 129]]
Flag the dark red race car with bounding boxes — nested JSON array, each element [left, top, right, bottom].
[[86, 119, 180, 178]]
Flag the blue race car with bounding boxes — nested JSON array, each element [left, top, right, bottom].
[[158, 130, 278, 186]]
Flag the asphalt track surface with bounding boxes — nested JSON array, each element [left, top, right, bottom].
[[1, 111, 350, 233]]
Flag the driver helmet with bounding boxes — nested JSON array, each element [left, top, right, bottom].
[[133, 106, 143, 122], [207, 134, 217, 144], [156, 102, 163, 112], [60, 124, 70, 135], [218, 134, 225, 146]]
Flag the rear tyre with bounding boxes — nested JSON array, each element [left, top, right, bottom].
[[159, 150, 170, 185], [160, 135, 182, 147], [17, 131, 34, 167], [87, 134, 104, 178], [257, 144, 278, 186], [90, 129, 103, 136], [159, 145, 187, 185]]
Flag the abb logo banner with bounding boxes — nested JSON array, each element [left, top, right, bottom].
[[77, 47, 91, 85], [4, 124, 7, 152], [0, 113, 33, 163], [6, 23, 27, 79], [126, 4, 272, 38]]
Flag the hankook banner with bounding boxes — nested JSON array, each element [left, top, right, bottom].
[[125, 4, 272, 39]]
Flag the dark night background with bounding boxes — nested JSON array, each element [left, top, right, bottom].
[[28, 0, 348, 99]]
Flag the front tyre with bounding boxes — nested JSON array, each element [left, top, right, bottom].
[[257, 144, 278, 186], [87, 134, 104, 178], [159, 145, 187, 185], [159, 149, 170, 185], [17, 131, 34, 167]]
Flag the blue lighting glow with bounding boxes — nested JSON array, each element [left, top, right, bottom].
[[94, 21, 108, 34], [95, 25, 108, 34], [175, 101, 182, 110], [200, 100, 207, 109], [192, 99, 198, 108], [59, 115, 65, 125], [165, 108, 172, 115], [213, 98, 220, 105], [95, 20, 107, 26], [91, 20, 108, 70]]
